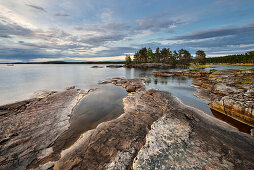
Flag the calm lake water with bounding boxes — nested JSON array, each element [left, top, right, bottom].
[[0, 64, 247, 112], [0, 64, 252, 135], [0, 64, 211, 110]]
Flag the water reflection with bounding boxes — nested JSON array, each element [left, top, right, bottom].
[[53, 84, 127, 153], [1, 64, 249, 134], [211, 109, 252, 134]]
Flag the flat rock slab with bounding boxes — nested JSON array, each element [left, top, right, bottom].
[[55, 79, 254, 170], [134, 94, 254, 169], [0, 89, 84, 170]]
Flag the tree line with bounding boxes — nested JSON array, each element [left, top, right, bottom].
[[125, 47, 206, 66], [206, 51, 254, 64]]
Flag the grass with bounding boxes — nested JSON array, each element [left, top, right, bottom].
[[187, 65, 208, 72]]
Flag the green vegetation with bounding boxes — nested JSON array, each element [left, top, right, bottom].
[[187, 68, 200, 72], [210, 69, 217, 72], [206, 51, 254, 64], [125, 55, 132, 66], [187, 65, 207, 72], [195, 50, 206, 65], [127, 47, 206, 67]]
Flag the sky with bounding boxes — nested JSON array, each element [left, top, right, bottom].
[[0, 0, 254, 62]]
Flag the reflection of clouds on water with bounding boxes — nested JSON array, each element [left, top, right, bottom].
[[53, 83, 128, 154]]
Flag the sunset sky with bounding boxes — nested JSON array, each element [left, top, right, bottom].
[[0, 0, 254, 62]]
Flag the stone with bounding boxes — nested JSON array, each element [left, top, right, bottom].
[[126, 85, 136, 92], [91, 66, 103, 68], [0, 88, 87, 170], [66, 86, 75, 90]]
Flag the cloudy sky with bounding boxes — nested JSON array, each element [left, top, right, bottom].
[[0, 0, 254, 62]]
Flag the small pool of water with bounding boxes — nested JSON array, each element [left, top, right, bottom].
[[53, 83, 127, 154]]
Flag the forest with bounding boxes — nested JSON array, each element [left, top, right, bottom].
[[125, 47, 206, 66], [126, 48, 254, 66], [206, 51, 254, 64]]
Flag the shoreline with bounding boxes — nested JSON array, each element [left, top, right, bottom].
[[0, 87, 88, 169], [1, 78, 254, 169], [153, 69, 254, 129], [55, 78, 254, 169]]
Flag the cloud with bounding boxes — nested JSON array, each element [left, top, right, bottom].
[[137, 18, 184, 32], [171, 22, 254, 40], [136, 12, 186, 32], [0, 21, 32, 38], [54, 13, 70, 17], [27, 4, 46, 12]]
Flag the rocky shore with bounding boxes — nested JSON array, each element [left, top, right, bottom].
[[55, 78, 254, 169], [1, 78, 254, 169], [0, 88, 87, 170], [153, 69, 254, 128]]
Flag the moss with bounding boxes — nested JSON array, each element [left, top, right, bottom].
[[242, 81, 253, 84], [234, 80, 253, 84]]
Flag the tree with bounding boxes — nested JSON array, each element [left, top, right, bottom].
[[155, 47, 160, 63], [178, 49, 192, 66], [195, 50, 206, 65], [147, 48, 154, 63], [139, 48, 148, 63], [125, 55, 132, 65], [171, 50, 178, 67], [160, 48, 169, 63]]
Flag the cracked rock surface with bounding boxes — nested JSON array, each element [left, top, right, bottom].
[[55, 79, 254, 170], [193, 69, 254, 127], [0, 89, 85, 170]]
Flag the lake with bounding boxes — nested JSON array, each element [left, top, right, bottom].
[[0, 64, 251, 135], [0, 64, 209, 110]]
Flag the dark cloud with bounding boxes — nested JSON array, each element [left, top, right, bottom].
[[171, 23, 254, 40], [54, 13, 70, 17], [0, 22, 32, 38], [0, 47, 52, 61], [27, 4, 46, 12]]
